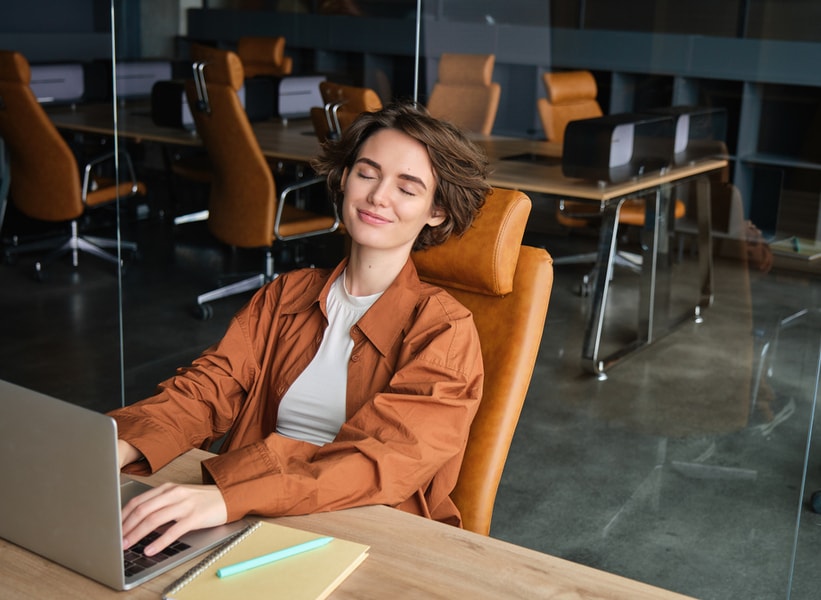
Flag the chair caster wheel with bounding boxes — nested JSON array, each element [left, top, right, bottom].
[[193, 303, 213, 320], [575, 275, 591, 297]]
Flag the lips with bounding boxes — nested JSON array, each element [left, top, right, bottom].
[[357, 209, 392, 225]]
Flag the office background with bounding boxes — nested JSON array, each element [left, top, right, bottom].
[[1, 1, 821, 598]]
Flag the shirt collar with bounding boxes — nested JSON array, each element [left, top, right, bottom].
[[279, 257, 423, 357], [355, 258, 422, 357]]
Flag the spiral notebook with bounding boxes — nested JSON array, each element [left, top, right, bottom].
[[162, 520, 369, 600]]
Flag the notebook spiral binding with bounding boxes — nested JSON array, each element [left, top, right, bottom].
[[162, 521, 262, 599]]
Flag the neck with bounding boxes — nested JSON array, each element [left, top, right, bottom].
[[345, 245, 410, 296]]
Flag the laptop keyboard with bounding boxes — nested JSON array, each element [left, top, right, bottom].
[[123, 530, 191, 577]]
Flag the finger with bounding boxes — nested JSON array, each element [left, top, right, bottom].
[[142, 520, 194, 557], [122, 485, 187, 549], [122, 481, 177, 518], [140, 487, 229, 556]]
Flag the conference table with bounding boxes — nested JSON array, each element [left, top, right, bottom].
[[0, 448, 693, 599], [47, 102, 726, 378]]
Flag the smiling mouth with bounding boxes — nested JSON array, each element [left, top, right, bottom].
[[358, 209, 392, 225]]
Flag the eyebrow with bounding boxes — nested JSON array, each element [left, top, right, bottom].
[[355, 157, 428, 191]]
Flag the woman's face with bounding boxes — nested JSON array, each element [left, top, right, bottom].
[[340, 128, 443, 257]]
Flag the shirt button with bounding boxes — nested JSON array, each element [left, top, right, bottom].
[[350, 354, 360, 362]]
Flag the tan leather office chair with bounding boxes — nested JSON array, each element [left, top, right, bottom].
[[173, 36, 291, 224], [186, 44, 340, 319], [309, 81, 383, 143], [413, 188, 554, 535], [0, 50, 143, 278], [236, 36, 293, 78], [426, 53, 501, 136], [539, 70, 685, 286]]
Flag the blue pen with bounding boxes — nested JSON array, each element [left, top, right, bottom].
[[216, 536, 334, 578]]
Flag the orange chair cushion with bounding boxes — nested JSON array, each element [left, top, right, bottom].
[[438, 53, 495, 86], [544, 70, 598, 104], [426, 54, 501, 135], [237, 36, 293, 78], [412, 188, 530, 297], [618, 198, 687, 227], [539, 71, 603, 144]]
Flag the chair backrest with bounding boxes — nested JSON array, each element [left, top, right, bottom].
[[236, 36, 293, 78], [412, 188, 554, 535], [186, 44, 276, 248], [310, 81, 383, 142], [426, 53, 501, 136], [0, 50, 83, 222], [538, 70, 603, 143]]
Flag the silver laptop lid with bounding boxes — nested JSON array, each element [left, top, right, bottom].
[[0, 379, 248, 590], [0, 379, 126, 589]]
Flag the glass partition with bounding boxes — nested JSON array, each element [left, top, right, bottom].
[[2, 2, 819, 598], [0, 1, 124, 412], [417, 2, 821, 599]]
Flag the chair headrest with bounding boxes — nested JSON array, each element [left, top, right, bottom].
[[413, 188, 531, 297], [190, 44, 244, 91], [321, 82, 382, 113], [0, 50, 30, 85], [237, 36, 286, 65], [544, 70, 598, 104], [438, 53, 495, 87]]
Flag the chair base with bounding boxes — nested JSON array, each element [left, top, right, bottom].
[[3, 220, 137, 278], [194, 247, 277, 320]]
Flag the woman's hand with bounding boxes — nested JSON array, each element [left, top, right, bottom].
[[121, 483, 228, 556]]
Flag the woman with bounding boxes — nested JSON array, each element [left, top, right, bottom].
[[111, 101, 491, 556]]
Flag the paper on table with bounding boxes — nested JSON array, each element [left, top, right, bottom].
[[162, 520, 369, 600]]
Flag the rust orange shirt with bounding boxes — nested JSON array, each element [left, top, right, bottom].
[[110, 257, 483, 526]]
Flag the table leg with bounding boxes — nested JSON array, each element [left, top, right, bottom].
[[637, 183, 674, 345], [582, 199, 625, 380], [695, 176, 714, 320], [581, 174, 714, 379]]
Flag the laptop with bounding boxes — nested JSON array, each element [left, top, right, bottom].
[[0, 379, 249, 590]]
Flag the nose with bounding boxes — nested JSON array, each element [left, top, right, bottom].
[[368, 179, 390, 207]]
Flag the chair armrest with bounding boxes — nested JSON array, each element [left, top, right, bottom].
[[81, 150, 139, 204], [274, 175, 341, 241]]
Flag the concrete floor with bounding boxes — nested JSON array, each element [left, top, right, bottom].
[[1, 186, 820, 599]]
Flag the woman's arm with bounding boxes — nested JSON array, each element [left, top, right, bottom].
[[117, 439, 142, 468]]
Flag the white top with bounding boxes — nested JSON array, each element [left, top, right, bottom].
[[276, 272, 382, 445]]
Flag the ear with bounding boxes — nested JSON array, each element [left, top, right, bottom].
[[427, 206, 446, 228], [340, 167, 348, 190]]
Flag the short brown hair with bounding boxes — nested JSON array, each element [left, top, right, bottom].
[[311, 101, 491, 251]]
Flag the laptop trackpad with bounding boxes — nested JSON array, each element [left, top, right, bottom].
[[120, 478, 153, 506]]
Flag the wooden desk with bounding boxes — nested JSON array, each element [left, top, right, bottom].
[[48, 102, 321, 163], [0, 449, 693, 600], [48, 103, 725, 377], [474, 137, 726, 378]]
